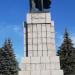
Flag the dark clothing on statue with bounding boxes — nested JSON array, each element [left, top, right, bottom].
[[34, 0, 51, 11], [43, 0, 51, 9], [34, 0, 42, 11], [29, 0, 51, 12]]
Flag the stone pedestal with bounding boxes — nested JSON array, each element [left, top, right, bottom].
[[19, 13, 63, 75]]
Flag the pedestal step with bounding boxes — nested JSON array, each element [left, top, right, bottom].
[[20, 63, 60, 71], [19, 56, 61, 71], [21, 56, 60, 64], [19, 70, 63, 75]]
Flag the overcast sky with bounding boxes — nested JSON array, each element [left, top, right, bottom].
[[0, 0, 75, 61]]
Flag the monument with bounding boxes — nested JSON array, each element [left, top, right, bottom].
[[19, 0, 63, 75], [29, 0, 51, 12]]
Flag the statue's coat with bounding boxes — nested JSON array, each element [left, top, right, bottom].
[[29, 0, 51, 11]]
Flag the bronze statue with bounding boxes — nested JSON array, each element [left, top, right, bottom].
[[29, 0, 51, 12]]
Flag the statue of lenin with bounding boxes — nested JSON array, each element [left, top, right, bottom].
[[29, 0, 51, 12]]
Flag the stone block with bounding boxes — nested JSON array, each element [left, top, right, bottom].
[[41, 64, 46, 70], [50, 32, 55, 38], [33, 32, 37, 38], [38, 44, 42, 50], [28, 39, 32, 45], [31, 64, 36, 70], [24, 57, 30, 64], [45, 57, 50, 63], [36, 19, 43, 23], [32, 18, 45, 24], [28, 32, 32, 38], [43, 51, 47, 56], [47, 43, 55, 51], [47, 38, 51, 43], [35, 64, 41, 70], [33, 51, 38, 56], [50, 56, 60, 63], [55, 63, 60, 69], [28, 51, 33, 56], [31, 13, 45, 19], [50, 38, 55, 44], [28, 45, 32, 51], [47, 43, 51, 51], [42, 24, 46, 31], [28, 25, 32, 32], [25, 64, 30, 71], [37, 24, 41, 32], [27, 14, 31, 23], [46, 64, 51, 70], [31, 71, 40, 75], [42, 32, 46, 37], [46, 24, 51, 31], [51, 26, 54, 32], [47, 32, 51, 38], [33, 38, 37, 44], [46, 13, 51, 19], [26, 13, 51, 24], [46, 19, 51, 23], [51, 70, 63, 75], [41, 57, 50, 63], [38, 38, 42, 44], [42, 38, 47, 43], [41, 57, 46, 63], [47, 43, 51, 50], [19, 71, 30, 75], [43, 44, 47, 50], [33, 25, 37, 32], [38, 32, 42, 38], [33, 45, 37, 51], [38, 51, 42, 56], [31, 57, 40, 64], [41, 70, 50, 75], [50, 63, 55, 69], [48, 51, 56, 56]]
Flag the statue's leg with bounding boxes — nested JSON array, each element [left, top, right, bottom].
[[34, 0, 42, 11], [38, 0, 43, 11]]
